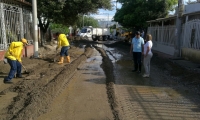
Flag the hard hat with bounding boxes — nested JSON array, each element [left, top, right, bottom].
[[21, 38, 28, 45]]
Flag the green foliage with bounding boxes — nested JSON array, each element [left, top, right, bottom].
[[114, 0, 178, 29], [110, 24, 116, 29], [26, 0, 112, 29], [55, 0, 112, 26], [26, 0, 112, 44], [50, 23, 69, 34], [75, 15, 99, 28]]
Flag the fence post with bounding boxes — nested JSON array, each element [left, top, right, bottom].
[[0, 3, 7, 50], [19, 8, 24, 39], [174, 0, 184, 57]]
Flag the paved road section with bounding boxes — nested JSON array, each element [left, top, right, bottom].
[[105, 45, 200, 120]]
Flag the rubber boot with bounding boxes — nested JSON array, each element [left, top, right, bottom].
[[66, 56, 70, 63], [58, 57, 64, 64]]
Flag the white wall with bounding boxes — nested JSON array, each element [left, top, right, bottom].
[[152, 42, 175, 56], [184, 3, 200, 14]]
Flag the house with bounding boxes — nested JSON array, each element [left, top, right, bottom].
[[147, 3, 200, 63], [0, 0, 33, 61]]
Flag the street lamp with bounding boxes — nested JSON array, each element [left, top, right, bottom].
[[82, 14, 88, 27], [101, 13, 109, 28]]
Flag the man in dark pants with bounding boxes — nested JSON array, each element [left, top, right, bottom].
[[4, 38, 28, 84], [55, 32, 70, 64], [130, 31, 144, 73]]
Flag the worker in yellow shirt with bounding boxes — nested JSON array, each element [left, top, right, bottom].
[[4, 38, 28, 84], [55, 32, 70, 64]]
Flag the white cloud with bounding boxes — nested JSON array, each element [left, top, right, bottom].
[[90, 1, 122, 21]]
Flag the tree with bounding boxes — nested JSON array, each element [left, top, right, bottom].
[[75, 15, 99, 28], [114, 0, 177, 29], [26, 0, 66, 45], [50, 23, 69, 35], [27, 0, 112, 45]]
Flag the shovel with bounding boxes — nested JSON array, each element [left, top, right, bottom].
[[22, 64, 29, 74], [53, 51, 58, 62]]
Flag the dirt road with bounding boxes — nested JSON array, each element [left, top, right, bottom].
[[0, 40, 200, 120]]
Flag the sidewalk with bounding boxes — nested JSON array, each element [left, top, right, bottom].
[[153, 50, 200, 72]]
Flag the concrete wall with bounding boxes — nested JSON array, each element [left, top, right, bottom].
[[0, 51, 6, 61], [181, 48, 200, 64], [152, 42, 175, 56], [25, 45, 34, 58], [184, 3, 200, 14]]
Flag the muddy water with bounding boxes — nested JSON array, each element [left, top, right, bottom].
[[104, 45, 200, 119], [37, 48, 114, 120]]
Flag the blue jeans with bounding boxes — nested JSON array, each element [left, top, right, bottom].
[[4, 58, 22, 81], [132, 52, 142, 71], [60, 46, 69, 56]]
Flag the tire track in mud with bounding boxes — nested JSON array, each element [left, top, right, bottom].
[[1, 46, 93, 120], [94, 45, 123, 120]]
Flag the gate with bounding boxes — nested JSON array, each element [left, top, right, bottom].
[[0, 2, 32, 50], [183, 19, 200, 49]]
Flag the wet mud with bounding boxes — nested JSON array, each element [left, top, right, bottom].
[[0, 40, 200, 120], [0, 44, 93, 120], [94, 45, 122, 120]]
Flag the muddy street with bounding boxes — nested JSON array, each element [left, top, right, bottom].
[[0, 40, 200, 120]]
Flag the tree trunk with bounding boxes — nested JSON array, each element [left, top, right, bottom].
[[38, 17, 50, 46]]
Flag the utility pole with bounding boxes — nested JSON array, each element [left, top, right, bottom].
[[82, 15, 84, 27], [32, 0, 38, 58], [174, 0, 184, 57]]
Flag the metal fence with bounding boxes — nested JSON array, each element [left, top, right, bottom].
[[147, 19, 200, 52], [0, 1, 32, 50], [183, 19, 200, 49], [147, 25, 176, 47]]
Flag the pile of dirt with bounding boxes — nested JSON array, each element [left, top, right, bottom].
[[94, 45, 123, 120], [0, 43, 94, 120]]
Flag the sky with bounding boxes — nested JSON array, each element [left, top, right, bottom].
[[91, 0, 197, 22], [90, 0, 122, 21]]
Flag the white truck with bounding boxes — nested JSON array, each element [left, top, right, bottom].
[[79, 26, 110, 41]]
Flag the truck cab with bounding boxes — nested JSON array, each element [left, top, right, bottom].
[[79, 27, 92, 39], [78, 26, 110, 41]]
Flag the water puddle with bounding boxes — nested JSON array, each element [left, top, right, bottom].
[[95, 44, 123, 62], [86, 56, 102, 63]]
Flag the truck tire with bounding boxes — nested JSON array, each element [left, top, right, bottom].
[[103, 36, 108, 41], [100, 36, 103, 41], [96, 36, 101, 41], [92, 35, 97, 41], [93, 38, 97, 41]]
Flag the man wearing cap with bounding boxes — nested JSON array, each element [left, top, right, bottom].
[[55, 32, 70, 64], [130, 31, 144, 73], [3, 38, 28, 84]]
